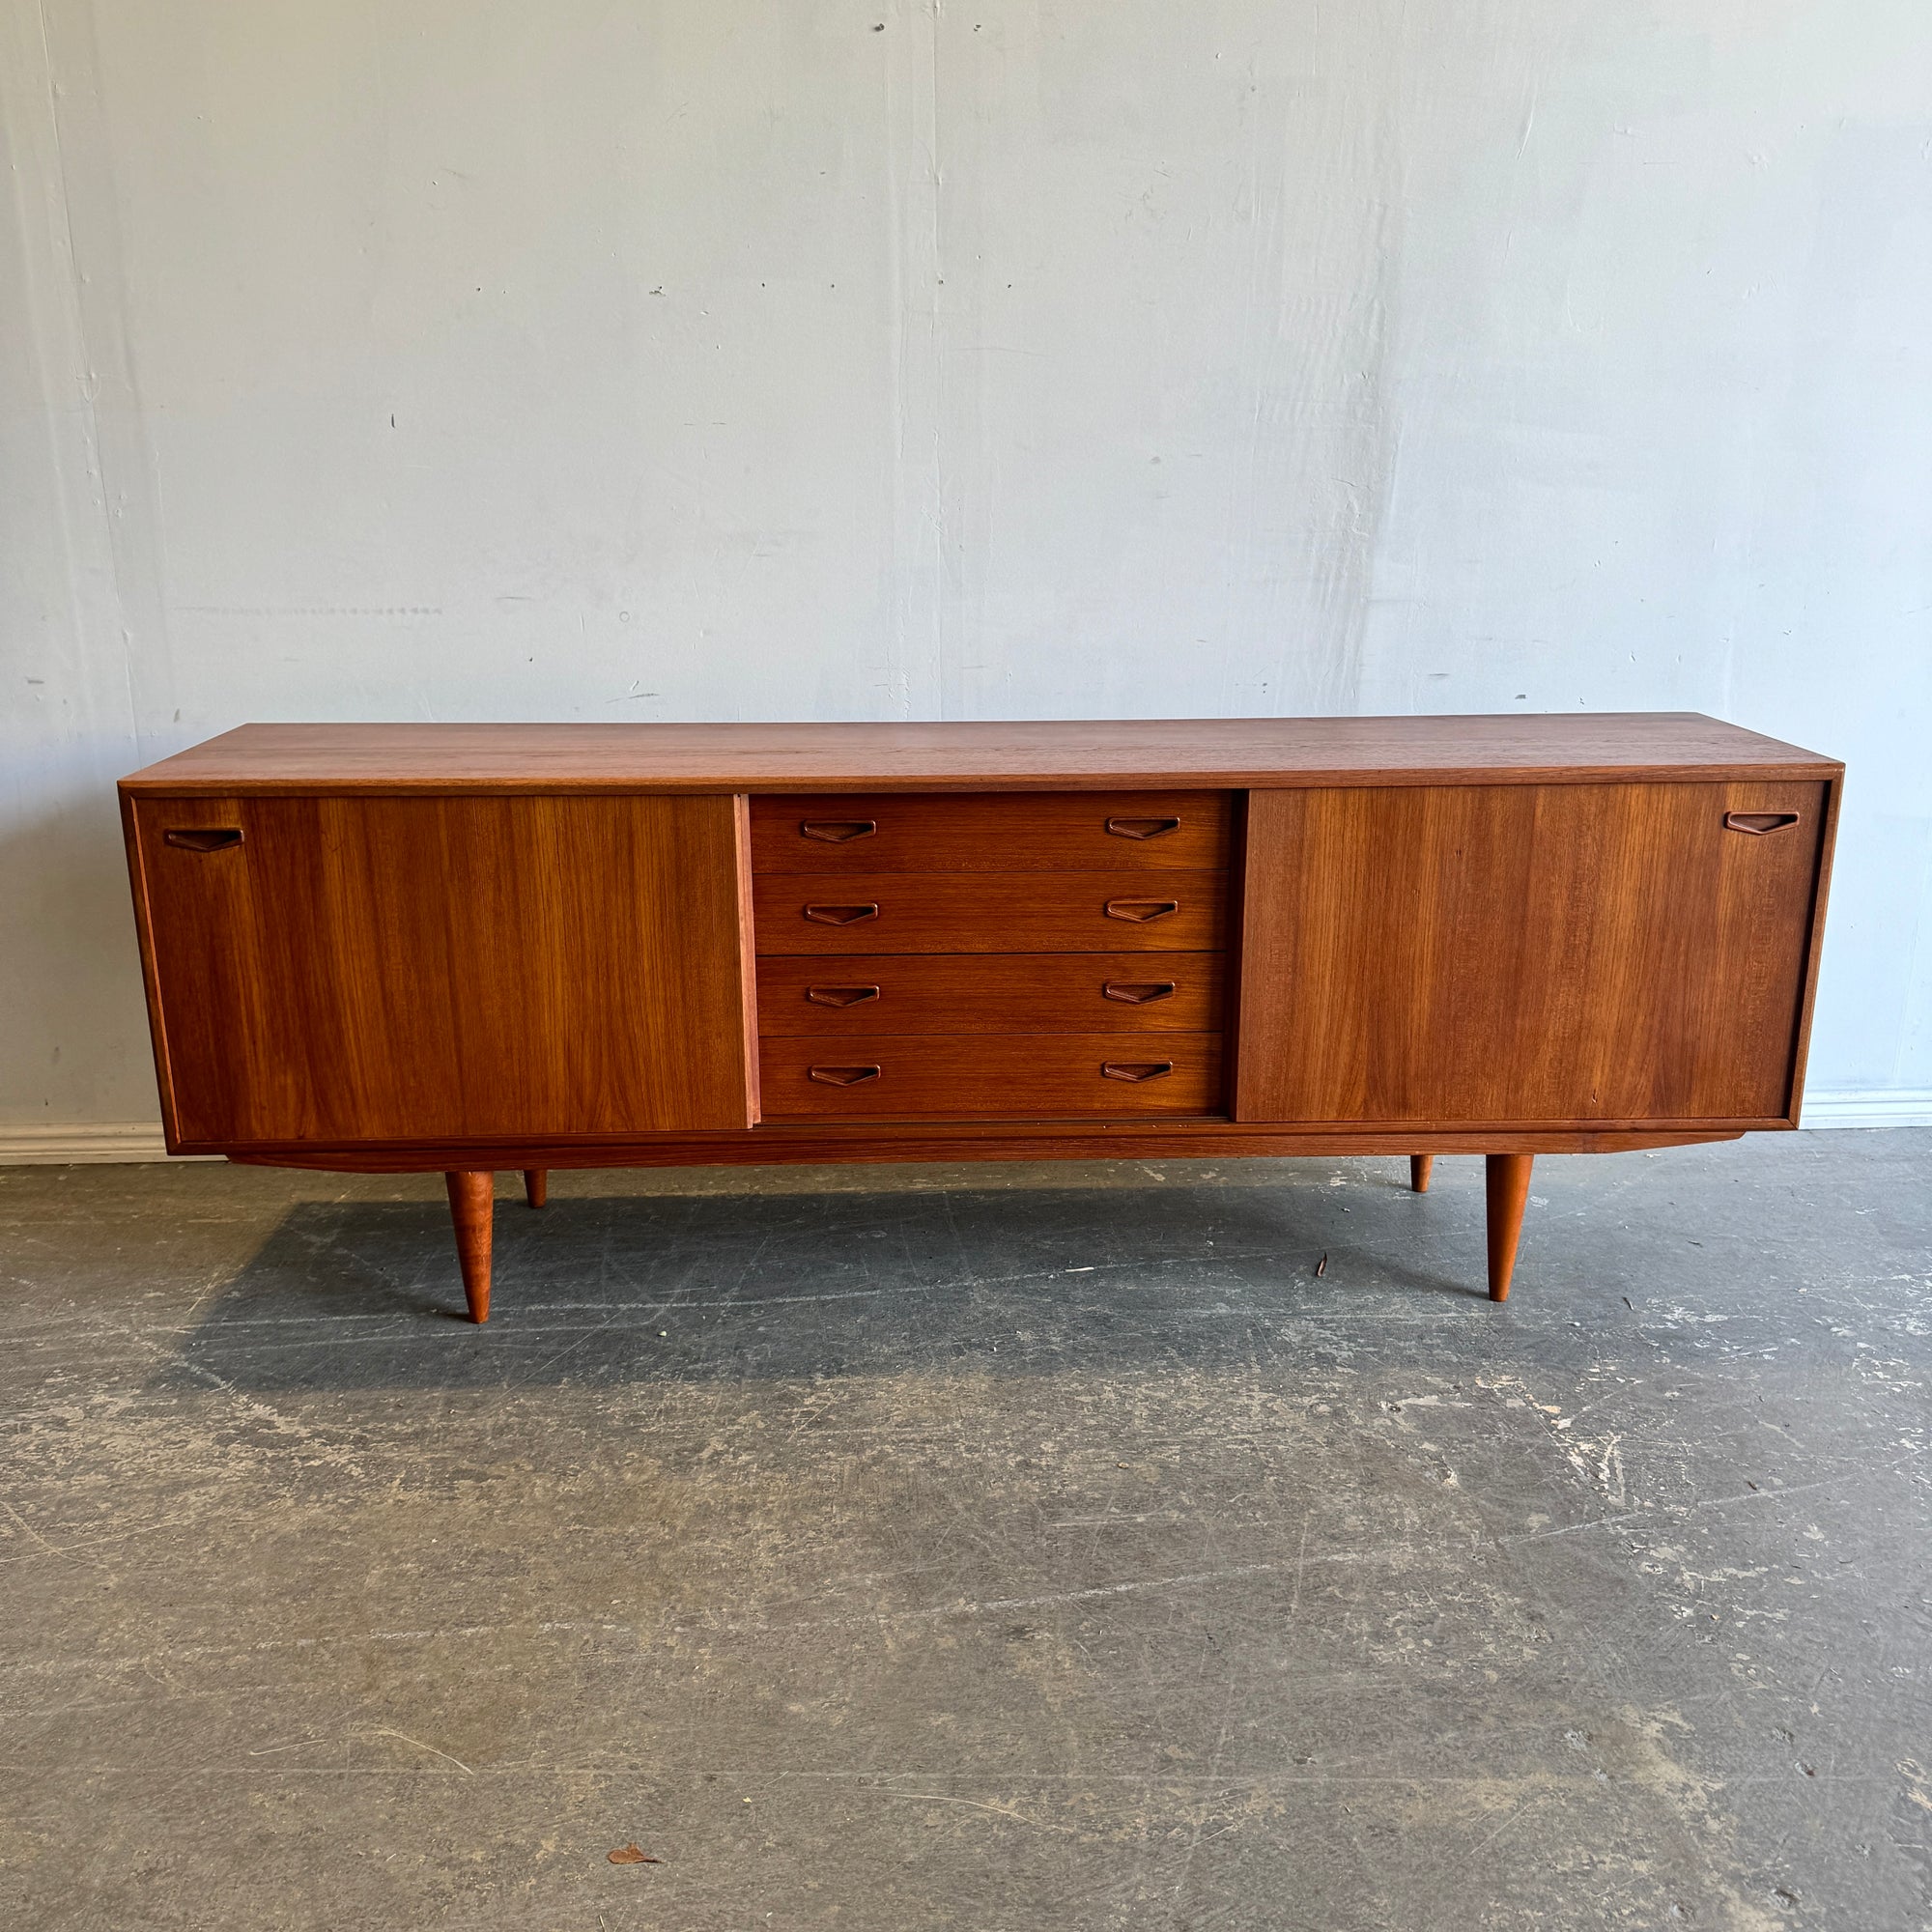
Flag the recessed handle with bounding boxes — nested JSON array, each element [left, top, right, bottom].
[[1105, 816, 1181, 840], [801, 819, 877, 843], [805, 985, 881, 1008], [808, 1064, 881, 1086], [803, 903, 880, 925], [1101, 1061, 1176, 1082], [1724, 811, 1802, 836], [163, 827, 243, 853], [1103, 980, 1179, 1005], [1104, 898, 1180, 923]]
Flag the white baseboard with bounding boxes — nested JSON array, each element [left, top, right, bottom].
[[0, 1123, 215, 1164], [1799, 1090, 1932, 1129]]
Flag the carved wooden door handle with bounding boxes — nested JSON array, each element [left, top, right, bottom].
[[1101, 1061, 1176, 1082], [808, 1064, 881, 1086], [1102, 981, 1178, 1005], [805, 985, 881, 1008], [800, 820, 877, 842], [803, 903, 880, 925], [163, 828, 243, 852], [1105, 816, 1181, 840], [1104, 898, 1179, 923], [1723, 811, 1801, 836]]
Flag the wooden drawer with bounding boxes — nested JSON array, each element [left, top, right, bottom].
[[759, 1034, 1224, 1119], [757, 952, 1224, 1036], [753, 871, 1227, 954], [751, 791, 1232, 873]]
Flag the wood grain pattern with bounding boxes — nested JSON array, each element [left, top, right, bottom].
[[759, 1034, 1224, 1120], [727, 794, 762, 1125], [751, 791, 1232, 872], [756, 952, 1225, 1036], [121, 716, 1840, 795], [128, 793, 754, 1144], [753, 871, 1228, 955], [1236, 781, 1827, 1126]]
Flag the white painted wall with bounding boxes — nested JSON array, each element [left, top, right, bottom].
[[4, 0, 1929, 1136]]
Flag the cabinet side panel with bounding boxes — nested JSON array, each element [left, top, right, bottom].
[[1782, 775, 1841, 1123], [1236, 782, 1825, 1126], [121, 790, 193, 1146], [132, 793, 753, 1141]]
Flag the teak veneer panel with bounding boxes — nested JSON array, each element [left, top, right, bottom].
[[127, 793, 755, 1145], [121, 715, 1839, 794], [1235, 780, 1827, 1126], [756, 952, 1226, 1036], [751, 791, 1232, 872]]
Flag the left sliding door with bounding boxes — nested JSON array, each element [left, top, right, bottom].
[[125, 793, 757, 1147]]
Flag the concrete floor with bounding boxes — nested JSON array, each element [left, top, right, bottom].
[[1, 1134, 1928, 1931]]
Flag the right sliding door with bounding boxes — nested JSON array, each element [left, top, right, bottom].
[[1235, 781, 1829, 1127]]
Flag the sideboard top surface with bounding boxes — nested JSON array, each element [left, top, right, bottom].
[[121, 713, 1840, 794]]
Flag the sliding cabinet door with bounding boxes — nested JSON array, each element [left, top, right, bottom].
[[1235, 781, 1828, 1127], [128, 793, 756, 1146]]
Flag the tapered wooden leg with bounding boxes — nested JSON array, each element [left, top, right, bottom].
[[1484, 1154, 1533, 1302], [1409, 1155, 1435, 1194], [523, 1168, 548, 1209], [444, 1171, 495, 1323]]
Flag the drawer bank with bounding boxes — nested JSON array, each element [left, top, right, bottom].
[[119, 716, 1840, 1321]]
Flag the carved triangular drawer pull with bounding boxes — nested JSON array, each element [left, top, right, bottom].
[[1106, 816, 1181, 839], [1101, 1061, 1176, 1082], [163, 828, 243, 853], [805, 985, 880, 1008], [801, 820, 877, 842], [803, 903, 880, 924], [1723, 811, 1801, 836], [1104, 898, 1179, 922], [1103, 981, 1178, 1005], [808, 1065, 881, 1086]]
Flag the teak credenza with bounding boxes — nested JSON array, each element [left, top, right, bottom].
[[120, 716, 1841, 1321]]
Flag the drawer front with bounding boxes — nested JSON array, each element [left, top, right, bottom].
[[751, 791, 1232, 873], [760, 1034, 1224, 1119], [753, 871, 1228, 954], [757, 952, 1224, 1036]]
